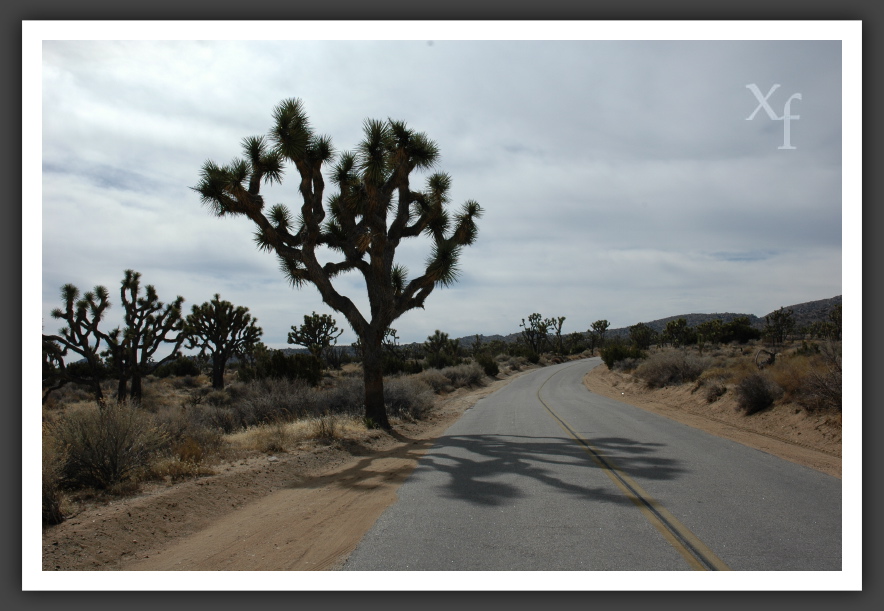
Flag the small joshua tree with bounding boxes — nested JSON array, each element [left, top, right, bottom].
[[184, 294, 263, 389], [763, 307, 795, 348], [424, 329, 460, 369], [193, 98, 482, 429], [288, 312, 344, 366], [549, 316, 566, 356], [590, 319, 611, 351]]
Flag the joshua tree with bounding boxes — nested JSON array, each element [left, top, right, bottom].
[[628, 322, 655, 350], [590, 319, 611, 350], [184, 294, 263, 389], [520, 313, 550, 355], [549, 316, 566, 355], [193, 98, 482, 429], [424, 329, 460, 369], [663, 317, 695, 348], [100, 270, 185, 401], [43, 284, 111, 403], [288, 311, 344, 365], [763, 307, 795, 348]]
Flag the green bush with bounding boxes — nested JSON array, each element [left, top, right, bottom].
[[476, 353, 499, 377], [49, 400, 169, 490], [383, 355, 423, 375], [425, 352, 461, 370], [154, 356, 201, 378], [735, 373, 783, 414], [238, 351, 322, 386], [600, 343, 647, 370]]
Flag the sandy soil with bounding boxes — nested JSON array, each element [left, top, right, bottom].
[[42, 360, 840, 572]]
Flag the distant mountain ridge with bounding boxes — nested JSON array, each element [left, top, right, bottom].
[[454, 295, 842, 345], [280, 295, 842, 353]]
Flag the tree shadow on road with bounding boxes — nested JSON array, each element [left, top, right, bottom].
[[406, 433, 685, 508]]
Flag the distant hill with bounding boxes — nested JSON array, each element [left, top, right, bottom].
[[605, 295, 841, 340], [275, 295, 841, 353], [455, 295, 842, 345]]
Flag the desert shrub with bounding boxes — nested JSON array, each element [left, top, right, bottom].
[[155, 404, 224, 451], [231, 378, 315, 425], [526, 351, 540, 365], [476, 353, 500, 377], [766, 354, 814, 402], [633, 351, 712, 388], [797, 343, 842, 413], [204, 389, 232, 406], [187, 404, 241, 434], [440, 362, 485, 389], [49, 400, 169, 490], [42, 428, 67, 525], [600, 343, 647, 370], [315, 377, 364, 416], [418, 369, 453, 393], [47, 383, 94, 406], [735, 373, 783, 415], [383, 376, 435, 420], [704, 383, 727, 403], [171, 375, 201, 389], [800, 367, 842, 413], [612, 357, 642, 373]]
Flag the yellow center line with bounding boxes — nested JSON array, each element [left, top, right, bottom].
[[537, 365, 731, 571]]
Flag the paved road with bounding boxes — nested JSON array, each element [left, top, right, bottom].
[[342, 358, 841, 571]]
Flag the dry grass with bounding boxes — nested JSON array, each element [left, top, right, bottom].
[[40, 359, 486, 514], [227, 413, 367, 453]]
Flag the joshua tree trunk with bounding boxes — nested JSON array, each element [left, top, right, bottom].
[[211, 353, 226, 389], [130, 373, 143, 401], [360, 330, 391, 430]]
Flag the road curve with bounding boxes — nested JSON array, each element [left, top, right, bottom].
[[341, 358, 841, 571]]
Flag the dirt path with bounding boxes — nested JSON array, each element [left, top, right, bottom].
[[42, 360, 840, 572]]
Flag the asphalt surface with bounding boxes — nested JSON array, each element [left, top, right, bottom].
[[342, 358, 842, 571]]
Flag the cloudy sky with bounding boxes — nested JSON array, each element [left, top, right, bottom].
[[32, 23, 857, 353]]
